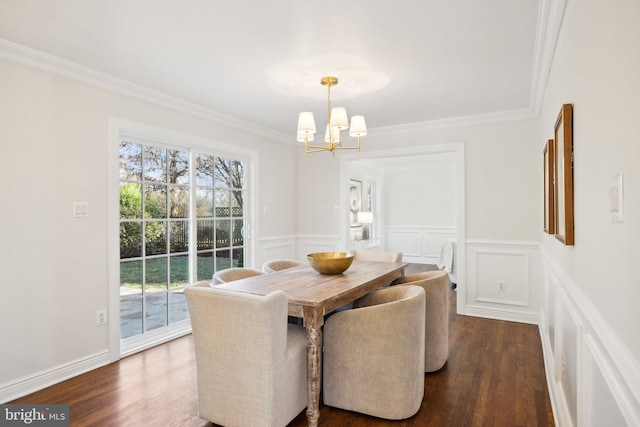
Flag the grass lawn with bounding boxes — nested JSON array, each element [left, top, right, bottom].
[[120, 253, 241, 295]]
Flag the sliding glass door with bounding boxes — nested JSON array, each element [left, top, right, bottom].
[[118, 138, 247, 347]]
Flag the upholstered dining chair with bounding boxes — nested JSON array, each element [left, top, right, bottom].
[[353, 249, 403, 263], [262, 259, 304, 273], [185, 284, 308, 427], [211, 267, 264, 285], [323, 285, 426, 419], [391, 270, 450, 372]]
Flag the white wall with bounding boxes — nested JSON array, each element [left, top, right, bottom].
[[384, 163, 456, 227], [0, 58, 297, 400], [537, 0, 640, 425]]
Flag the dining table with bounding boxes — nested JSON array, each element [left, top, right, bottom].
[[216, 259, 407, 427]]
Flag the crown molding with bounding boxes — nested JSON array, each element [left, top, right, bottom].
[[372, 107, 537, 135], [529, 0, 568, 116], [0, 39, 291, 144], [370, 0, 566, 136], [0, 0, 565, 141]]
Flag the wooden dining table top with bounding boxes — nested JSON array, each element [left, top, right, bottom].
[[215, 260, 407, 319]]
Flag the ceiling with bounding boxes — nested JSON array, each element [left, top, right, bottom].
[[0, 0, 542, 140]]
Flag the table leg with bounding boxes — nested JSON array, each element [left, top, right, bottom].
[[303, 307, 323, 427]]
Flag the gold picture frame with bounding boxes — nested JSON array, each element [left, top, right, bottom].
[[554, 104, 574, 245], [543, 139, 555, 234]]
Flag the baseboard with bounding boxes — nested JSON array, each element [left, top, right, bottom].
[[0, 350, 111, 403], [464, 305, 539, 325], [538, 323, 563, 427]]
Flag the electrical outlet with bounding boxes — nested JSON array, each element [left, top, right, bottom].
[[498, 281, 506, 292], [96, 309, 107, 326]]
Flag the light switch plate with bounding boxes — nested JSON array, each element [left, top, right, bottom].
[[73, 202, 89, 218], [609, 173, 623, 223]]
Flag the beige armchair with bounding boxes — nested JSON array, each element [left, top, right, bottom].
[[323, 285, 426, 419], [185, 286, 308, 427], [392, 270, 450, 372], [211, 267, 264, 285], [353, 249, 402, 263], [262, 259, 304, 273]]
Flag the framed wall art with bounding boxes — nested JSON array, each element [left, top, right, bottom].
[[554, 103, 574, 245], [543, 139, 555, 234]]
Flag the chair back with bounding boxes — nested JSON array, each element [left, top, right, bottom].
[[353, 250, 402, 263], [262, 259, 304, 273], [323, 285, 425, 419], [212, 267, 264, 285], [392, 270, 450, 372], [185, 286, 290, 425]]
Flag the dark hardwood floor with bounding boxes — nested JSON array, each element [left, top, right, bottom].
[[11, 265, 555, 426]]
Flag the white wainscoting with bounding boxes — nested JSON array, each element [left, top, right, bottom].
[[295, 235, 344, 261], [464, 240, 540, 324], [386, 226, 456, 265], [540, 253, 640, 427], [256, 235, 298, 268]]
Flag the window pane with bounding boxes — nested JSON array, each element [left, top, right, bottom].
[[169, 290, 189, 324], [145, 257, 168, 293], [215, 157, 244, 189], [169, 185, 189, 218], [195, 153, 215, 186], [230, 160, 245, 189], [196, 187, 213, 218], [170, 254, 189, 288], [120, 260, 142, 296], [231, 190, 243, 216], [215, 189, 230, 217], [196, 219, 214, 250], [119, 141, 142, 181], [197, 252, 213, 281], [214, 157, 231, 188], [168, 149, 189, 184], [145, 293, 167, 331], [120, 183, 142, 219], [145, 221, 167, 255], [170, 221, 189, 253], [144, 146, 166, 182], [121, 297, 142, 339], [216, 220, 231, 248], [144, 184, 167, 219], [120, 222, 142, 258], [215, 249, 231, 271], [232, 219, 244, 247], [232, 248, 244, 268]]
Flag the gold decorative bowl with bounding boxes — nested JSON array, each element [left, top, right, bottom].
[[307, 252, 354, 275]]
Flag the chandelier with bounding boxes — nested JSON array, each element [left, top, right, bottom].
[[296, 76, 367, 155]]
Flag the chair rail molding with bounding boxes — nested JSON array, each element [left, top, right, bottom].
[[540, 250, 640, 427]]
